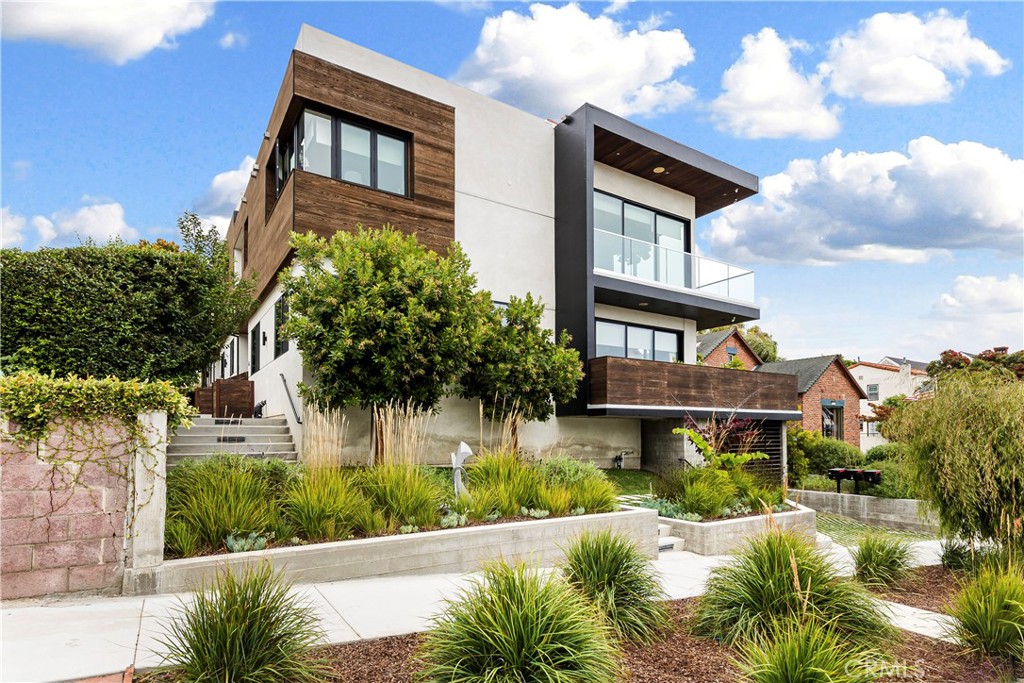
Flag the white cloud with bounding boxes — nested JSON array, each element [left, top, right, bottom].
[[935, 274, 1024, 318], [218, 31, 247, 50], [31, 200, 140, 246], [1, 207, 27, 248], [710, 28, 840, 140], [820, 10, 1010, 106], [708, 136, 1024, 265], [194, 156, 255, 237], [603, 0, 631, 15], [2, 1, 214, 65], [454, 2, 695, 118]]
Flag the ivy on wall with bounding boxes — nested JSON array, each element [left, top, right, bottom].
[[0, 372, 193, 443]]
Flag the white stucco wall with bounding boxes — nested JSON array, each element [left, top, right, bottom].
[[850, 364, 927, 452]]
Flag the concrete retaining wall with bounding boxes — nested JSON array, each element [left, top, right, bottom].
[[637, 502, 816, 555], [790, 489, 938, 534], [124, 507, 659, 595]]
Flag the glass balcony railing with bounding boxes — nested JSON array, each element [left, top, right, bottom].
[[594, 229, 755, 304]]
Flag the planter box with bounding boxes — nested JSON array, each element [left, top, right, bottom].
[[791, 489, 939, 534], [628, 502, 816, 556], [123, 508, 658, 595]]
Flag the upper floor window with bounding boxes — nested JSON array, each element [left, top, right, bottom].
[[595, 320, 678, 362], [866, 384, 879, 400], [594, 190, 691, 286], [271, 107, 410, 202]]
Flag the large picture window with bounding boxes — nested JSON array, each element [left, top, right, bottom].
[[595, 320, 679, 363]]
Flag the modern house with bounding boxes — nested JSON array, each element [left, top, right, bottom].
[[755, 355, 866, 449], [848, 360, 929, 451], [696, 328, 762, 370], [210, 25, 801, 474]]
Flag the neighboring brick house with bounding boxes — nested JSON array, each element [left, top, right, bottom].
[[756, 355, 867, 448], [696, 328, 762, 369]]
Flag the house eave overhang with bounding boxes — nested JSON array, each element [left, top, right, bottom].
[[587, 404, 802, 421], [579, 104, 759, 217]]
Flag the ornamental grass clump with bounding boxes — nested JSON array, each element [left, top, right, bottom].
[[736, 618, 884, 683], [568, 476, 620, 514], [158, 562, 326, 683], [853, 532, 913, 587], [561, 529, 670, 643], [417, 560, 621, 683], [166, 456, 273, 552], [283, 467, 377, 541], [947, 566, 1024, 662], [693, 528, 895, 647], [468, 450, 543, 512], [358, 464, 443, 529]]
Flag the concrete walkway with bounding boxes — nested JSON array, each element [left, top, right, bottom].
[[1, 540, 945, 683]]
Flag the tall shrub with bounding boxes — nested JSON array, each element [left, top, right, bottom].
[[281, 227, 488, 411], [459, 294, 583, 423], [889, 372, 1024, 546], [0, 213, 255, 386]]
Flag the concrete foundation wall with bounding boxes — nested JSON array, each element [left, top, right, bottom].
[[126, 508, 659, 595], [791, 489, 939, 534]]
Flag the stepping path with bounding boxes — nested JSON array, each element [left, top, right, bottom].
[[0, 538, 951, 683]]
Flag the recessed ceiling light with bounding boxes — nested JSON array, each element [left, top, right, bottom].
[[653, 166, 666, 174], [638, 302, 649, 307]]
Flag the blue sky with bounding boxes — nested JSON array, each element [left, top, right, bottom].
[[2, 1, 1022, 363]]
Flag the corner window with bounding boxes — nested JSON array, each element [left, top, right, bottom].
[[596, 320, 679, 363], [251, 322, 261, 375], [274, 296, 289, 358], [340, 122, 372, 185], [300, 110, 333, 177], [866, 384, 879, 401]]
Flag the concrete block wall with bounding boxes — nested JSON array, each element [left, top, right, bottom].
[[791, 489, 939, 534], [1, 421, 129, 600]]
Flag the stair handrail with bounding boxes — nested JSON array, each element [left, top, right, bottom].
[[279, 373, 303, 425]]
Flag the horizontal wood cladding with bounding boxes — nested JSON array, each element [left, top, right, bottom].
[[229, 50, 455, 302], [291, 50, 455, 251], [590, 357, 798, 411], [593, 128, 756, 218]]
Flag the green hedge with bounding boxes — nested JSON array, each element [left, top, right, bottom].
[[0, 243, 254, 387], [864, 443, 907, 462], [0, 372, 194, 441]]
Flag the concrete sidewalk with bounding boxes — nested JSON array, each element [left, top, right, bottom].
[[1, 540, 944, 683]]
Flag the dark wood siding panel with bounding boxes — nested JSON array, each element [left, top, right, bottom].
[[250, 176, 295, 301], [590, 357, 798, 411], [291, 50, 455, 251]]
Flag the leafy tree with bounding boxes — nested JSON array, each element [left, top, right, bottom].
[[926, 349, 972, 378], [927, 348, 1023, 382], [866, 394, 907, 440], [0, 212, 255, 386], [889, 371, 1023, 547], [280, 226, 489, 411], [459, 294, 582, 423]]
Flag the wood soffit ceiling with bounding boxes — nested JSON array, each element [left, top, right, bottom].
[[593, 127, 758, 217]]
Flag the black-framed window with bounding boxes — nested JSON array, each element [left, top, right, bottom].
[[595, 319, 679, 362], [866, 384, 879, 401], [274, 296, 289, 358], [271, 107, 410, 200], [822, 404, 843, 440], [251, 322, 261, 375], [593, 190, 690, 252]]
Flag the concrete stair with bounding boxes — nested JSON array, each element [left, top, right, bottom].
[[657, 522, 684, 553], [167, 417, 298, 466]]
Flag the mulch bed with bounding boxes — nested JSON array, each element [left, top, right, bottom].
[[871, 564, 963, 613], [315, 597, 1012, 683]]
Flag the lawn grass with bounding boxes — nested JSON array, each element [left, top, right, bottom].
[[602, 468, 658, 496], [815, 512, 936, 547]]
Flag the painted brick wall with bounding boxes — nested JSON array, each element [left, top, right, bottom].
[[1, 421, 129, 600], [703, 332, 760, 370], [799, 361, 862, 449]]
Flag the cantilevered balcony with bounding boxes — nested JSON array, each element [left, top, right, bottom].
[[588, 357, 801, 420], [594, 229, 755, 305]]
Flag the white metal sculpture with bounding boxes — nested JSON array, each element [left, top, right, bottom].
[[451, 441, 472, 498]]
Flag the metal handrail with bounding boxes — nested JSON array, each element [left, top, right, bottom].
[[279, 373, 302, 424]]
